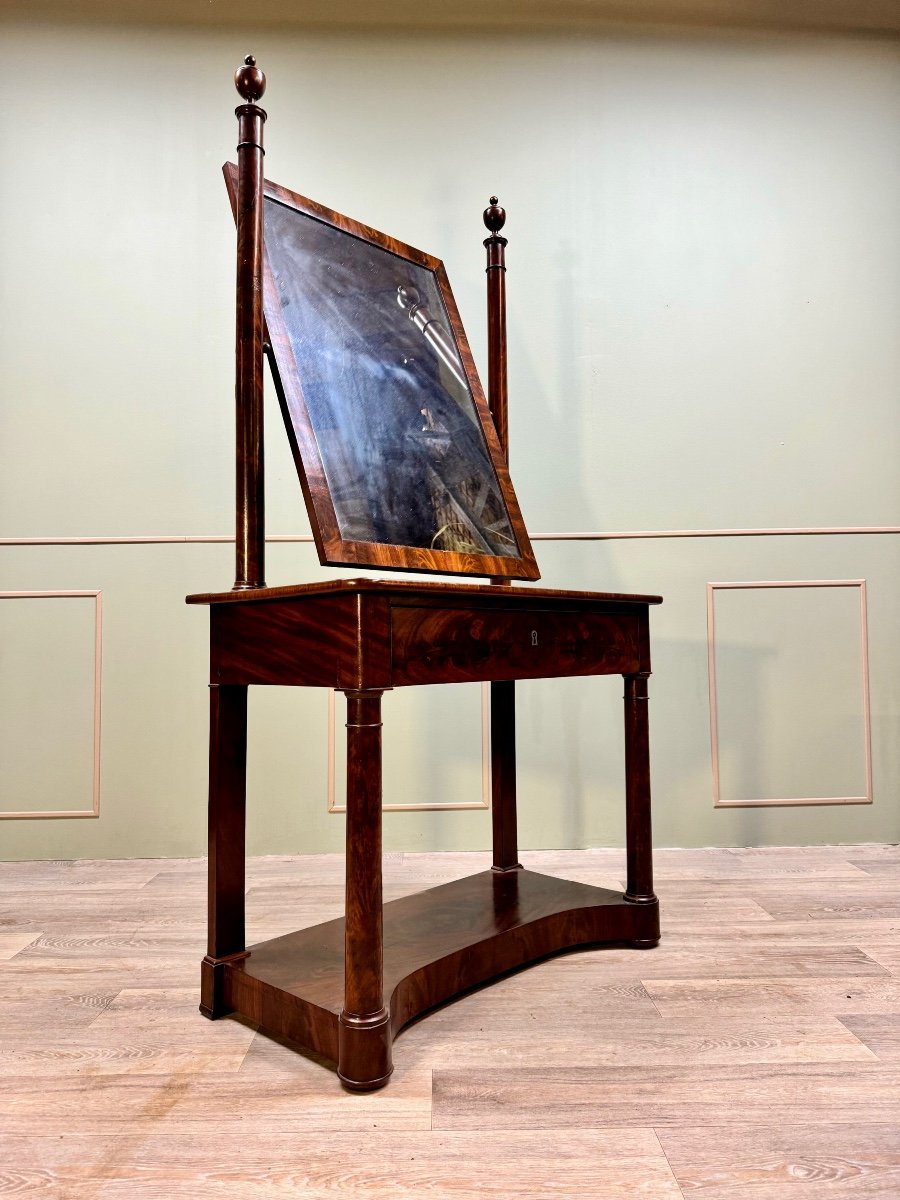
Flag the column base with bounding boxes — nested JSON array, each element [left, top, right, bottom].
[[338, 1007, 393, 1091], [200, 950, 249, 1019], [628, 936, 661, 949]]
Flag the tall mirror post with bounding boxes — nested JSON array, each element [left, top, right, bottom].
[[233, 55, 267, 590], [483, 196, 509, 460], [484, 197, 521, 873]]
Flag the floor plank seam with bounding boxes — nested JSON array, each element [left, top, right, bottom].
[[653, 1127, 688, 1200], [644, 983, 665, 1019]]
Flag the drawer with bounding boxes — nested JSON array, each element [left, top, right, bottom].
[[390, 605, 640, 685]]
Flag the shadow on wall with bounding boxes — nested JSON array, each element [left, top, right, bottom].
[[515, 632, 721, 851]]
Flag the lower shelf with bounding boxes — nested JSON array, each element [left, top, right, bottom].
[[210, 868, 659, 1070]]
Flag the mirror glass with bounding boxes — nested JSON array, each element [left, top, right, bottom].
[[264, 196, 519, 558]]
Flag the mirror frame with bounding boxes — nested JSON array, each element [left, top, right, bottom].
[[224, 163, 540, 581]]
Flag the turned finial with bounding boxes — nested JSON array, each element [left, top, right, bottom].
[[235, 54, 266, 104], [483, 195, 506, 235]]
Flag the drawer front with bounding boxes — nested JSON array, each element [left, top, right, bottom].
[[390, 605, 640, 685]]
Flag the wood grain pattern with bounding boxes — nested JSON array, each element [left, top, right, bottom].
[[209, 592, 392, 689], [432, 1063, 900, 1130], [3, 846, 899, 1195], [490, 678, 520, 871], [220, 868, 659, 1068], [646, 976, 900, 1016], [187, 575, 663, 608], [195, 577, 659, 1088], [527, 943, 889, 982], [407, 1022, 878, 1070], [0, 1069, 433, 1137], [199, 580, 656, 693], [0, 930, 41, 959], [849, 860, 900, 877], [230, 82, 267, 590], [483, 194, 509, 461], [661, 917, 900, 946], [390, 603, 640, 684], [839, 1014, 900, 1061], [859, 944, 900, 974], [1, 1129, 682, 1198], [658, 1122, 900, 1199], [749, 885, 900, 922]]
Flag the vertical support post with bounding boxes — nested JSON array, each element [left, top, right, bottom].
[[483, 196, 509, 457], [200, 683, 249, 1018], [233, 55, 267, 590], [484, 197, 521, 872], [338, 690, 392, 1090], [623, 672, 658, 912], [490, 679, 520, 871]]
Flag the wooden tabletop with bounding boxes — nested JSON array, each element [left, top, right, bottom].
[[186, 577, 663, 607]]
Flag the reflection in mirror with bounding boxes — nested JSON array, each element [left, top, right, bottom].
[[264, 197, 520, 558]]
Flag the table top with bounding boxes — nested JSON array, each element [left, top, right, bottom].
[[187, 576, 663, 608]]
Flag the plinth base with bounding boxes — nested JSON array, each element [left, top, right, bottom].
[[201, 868, 659, 1089]]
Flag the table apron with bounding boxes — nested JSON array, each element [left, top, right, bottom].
[[390, 605, 641, 685]]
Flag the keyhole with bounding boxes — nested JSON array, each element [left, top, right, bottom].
[[531, 630, 538, 646]]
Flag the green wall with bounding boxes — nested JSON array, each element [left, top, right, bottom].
[[2, 16, 898, 857]]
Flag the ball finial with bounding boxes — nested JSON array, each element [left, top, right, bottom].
[[235, 54, 266, 103], [483, 195, 506, 235]]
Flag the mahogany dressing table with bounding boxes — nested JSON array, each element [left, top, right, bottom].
[[190, 58, 661, 1091]]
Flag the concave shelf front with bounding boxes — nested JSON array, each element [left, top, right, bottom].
[[219, 868, 659, 1065]]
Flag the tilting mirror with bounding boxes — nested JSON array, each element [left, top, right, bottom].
[[225, 166, 539, 580]]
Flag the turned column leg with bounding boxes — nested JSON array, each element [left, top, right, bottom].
[[338, 690, 392, 1091], [200, 683, 249, 1018], [623, 673, 659, 945], [491, 680, 522, 872]]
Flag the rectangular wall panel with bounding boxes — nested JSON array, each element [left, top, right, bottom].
[[0, 592, 101, 819], [708, 582, 871, 807]]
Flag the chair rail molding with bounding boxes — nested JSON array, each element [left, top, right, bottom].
[[1, 526, 899, 546]]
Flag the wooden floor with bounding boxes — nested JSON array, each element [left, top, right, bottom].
[[1, 846, 899, 1198]]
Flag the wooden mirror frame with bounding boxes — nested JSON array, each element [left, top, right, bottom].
[[223, 163, 540, 581]]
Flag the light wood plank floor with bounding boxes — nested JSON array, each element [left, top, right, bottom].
[[1, 845, 899, 1198]]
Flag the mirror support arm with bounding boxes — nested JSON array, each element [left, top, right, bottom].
[[233, 55, 267, 590]]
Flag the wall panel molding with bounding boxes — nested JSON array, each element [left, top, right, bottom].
[[1, 527, 898, 546], [0, 590, 102, 821], [707, 579, 873, 809], [2, 541, 888, 819]]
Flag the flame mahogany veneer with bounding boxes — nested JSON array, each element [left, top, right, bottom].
[[188, 578, 662, 1090]]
